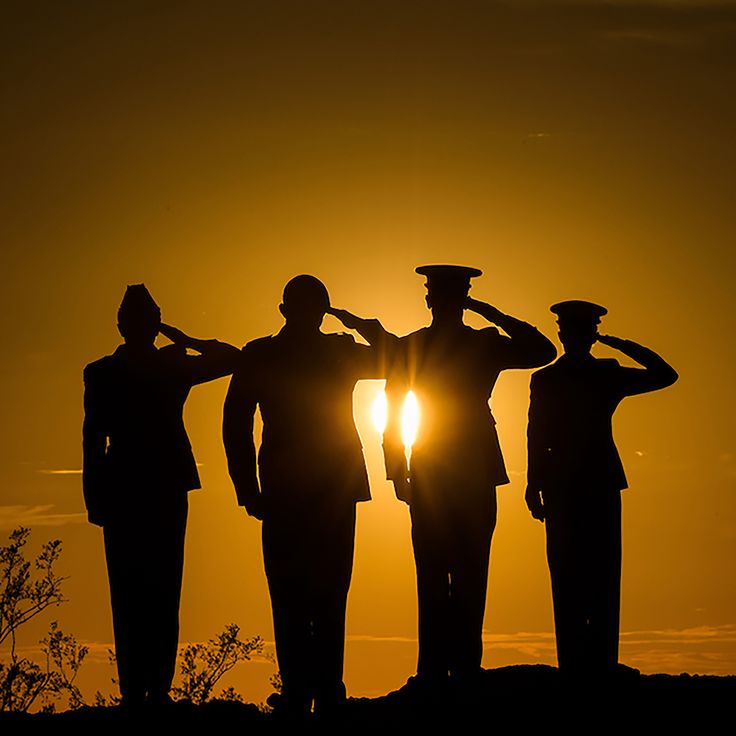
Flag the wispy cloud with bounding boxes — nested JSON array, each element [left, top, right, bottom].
[[0, 505, 86, 530], [346, 626, 736, 675], [347, 634, 418, 644]]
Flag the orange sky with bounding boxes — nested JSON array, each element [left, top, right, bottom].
[[1, 1, 735, 702]]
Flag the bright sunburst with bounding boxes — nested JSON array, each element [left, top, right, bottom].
[[371, 389, 420, 451], [401, 391, 420, 449]]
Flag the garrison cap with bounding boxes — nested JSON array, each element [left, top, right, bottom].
[[415, 264, 482, 293], [550, 300, 607, 326], [118, 284, 161, 321]]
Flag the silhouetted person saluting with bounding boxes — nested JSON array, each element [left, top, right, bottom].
[[525, 300, 678, 677], [378, 265, 557, 694], [82, 284, 240, 707], [222, 275, 384, 718]]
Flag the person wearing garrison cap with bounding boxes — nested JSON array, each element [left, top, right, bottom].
[[223, 275, 387, 718], [82, 284, 240, 707], [331, 265, 557, 694], [525, 300, 678, 677]]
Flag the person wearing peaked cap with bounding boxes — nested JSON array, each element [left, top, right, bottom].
[[525, 300, 678, 678], [82, 284, 240, 707], [330, 264, 557, 695]]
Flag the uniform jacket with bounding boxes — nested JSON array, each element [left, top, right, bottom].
[[224, 330, 384, 506], [527, 350, 677, 493], [83, 342, 236, 521], [383, 319, 556, 498]]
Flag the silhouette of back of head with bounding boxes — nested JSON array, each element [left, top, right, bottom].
[[117, 284, 161, 347], [551, 300, 607, 357], [279, 275, 330, 331]]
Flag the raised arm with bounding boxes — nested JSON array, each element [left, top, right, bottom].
[[465, 298, 557, 369], [160, 323, 241, 384], [597, 334, 678, 396], [222, 349, 263, 520], [327, 307, 401, 379], [82, 365, 107, 527], [328, 307, 410, 498]]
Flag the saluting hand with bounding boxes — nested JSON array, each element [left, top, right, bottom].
[[159, 323, 190, 346], [597, 334, 627, 350], [464, 297, 504, 323], [326, 307, 360, 331]]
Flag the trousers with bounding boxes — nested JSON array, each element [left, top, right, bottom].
[[262, 496, 356, 711], [409, 483, 497, 679], [544, 486, 622, 673], [103, 491, 188, 700]]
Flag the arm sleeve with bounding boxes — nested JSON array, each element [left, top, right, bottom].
[[488, 315, 557, 369], [222, 347, 259, 506], [344, 318, 401, 379], [179, 339, 242, 386], [526, 372, 548, 489], [82, 366, 107, 522], [613, 341, 679, 397]]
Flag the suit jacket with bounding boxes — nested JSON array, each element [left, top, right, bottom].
[[383, 320, 556, 498], [83, 342, 236, 522], [527, 351, 677, 493], [223, 329, 384, 506]]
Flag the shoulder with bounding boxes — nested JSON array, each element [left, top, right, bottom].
[[595, 358, 622, 371], [531, 361, 557, 382], [401, 327, 429, 343], [531, 357, 570, 381], [242, 335, 274, 354], [83, 353, 115, 382], [237, 336, 276, 369]]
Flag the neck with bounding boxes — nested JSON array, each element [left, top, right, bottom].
[[563, 349, 593, 360], [122, 339, 156, 354], [430, 310, 464, 329], [281, 321, 321, 338]]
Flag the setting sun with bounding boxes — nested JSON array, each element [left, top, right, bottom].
[[370, 388, 420, 451], [401, 391, 420, 450], [371, 388, 388, 434]]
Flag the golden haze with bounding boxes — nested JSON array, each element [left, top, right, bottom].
[[1, 1, 735, 702]]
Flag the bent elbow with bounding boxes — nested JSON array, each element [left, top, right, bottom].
[[532, 339, 557, 367], [664, 366, 679, 387]]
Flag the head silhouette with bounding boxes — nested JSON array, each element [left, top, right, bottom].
[[416, 264, 482, 324], [117, 284, 161, 347], [551, 300, 607, 357], [279, 275, 330, 331]]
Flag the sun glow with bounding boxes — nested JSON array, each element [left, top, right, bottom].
[[401, 391, 420, 449], [371, 389, 388, 434], [370, 389, 421, 451]]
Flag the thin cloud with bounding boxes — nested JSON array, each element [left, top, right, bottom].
[[0, 504, 86, 530], [346, 626, 736, 674], [347, 634, 418, 644]]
